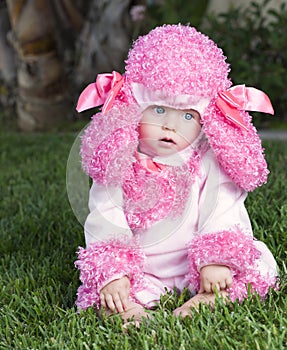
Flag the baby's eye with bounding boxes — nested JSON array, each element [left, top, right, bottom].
[[183, 112, 194, 121], [154, 106, 166, 114]]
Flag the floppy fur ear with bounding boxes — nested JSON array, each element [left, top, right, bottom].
[[80, 103, 141, 186], [202, 101, 269, 192]]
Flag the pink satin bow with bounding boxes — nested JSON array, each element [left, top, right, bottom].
[[216, 85, 274, 130], [76, 71, 124, 113], [135, 152, 166, 172]]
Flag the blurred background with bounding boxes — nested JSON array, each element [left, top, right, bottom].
[[0, 0, 286, 132]]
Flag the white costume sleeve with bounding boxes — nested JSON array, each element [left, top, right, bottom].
[[75, 181, 146, 310], [84, 182, 133, 247], [197, 148, 252, 236]]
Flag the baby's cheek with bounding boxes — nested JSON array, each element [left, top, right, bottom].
[[138, 123, 150, 139], [186, 123, 201, 142], [138, 123, 161, 140], [177, 138, 191, 151]]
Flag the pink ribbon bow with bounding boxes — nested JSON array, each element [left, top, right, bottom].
[[135, 152, 166, 172], [216, 85, 274, 130], [76, 71, 124, 114]]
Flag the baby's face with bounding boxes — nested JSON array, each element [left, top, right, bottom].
[[138, 106, 201, 157]]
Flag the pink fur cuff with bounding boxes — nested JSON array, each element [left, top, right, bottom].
[[75, 237, 145, 310], [187, 228, 277, 300]]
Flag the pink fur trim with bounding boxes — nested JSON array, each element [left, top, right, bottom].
[[203, 101, 269, 191], [123, 150, 201, 230], [227, 271, 277, 302], [80, 103, 141, 185], [188, 228, 276, 300], [75, 238, 145, 310]]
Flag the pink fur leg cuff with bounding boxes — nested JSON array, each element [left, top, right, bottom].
[[75, 237, 145, 310], [188, 229, 277, 301]]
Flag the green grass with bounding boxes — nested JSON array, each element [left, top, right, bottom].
[[0, 132, 286, 349]]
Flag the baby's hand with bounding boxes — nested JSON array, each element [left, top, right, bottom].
[[100, 276, 130, 313], [199, 265, 232, 294]]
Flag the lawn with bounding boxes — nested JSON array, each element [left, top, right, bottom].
[[0, 131, 286, 349]]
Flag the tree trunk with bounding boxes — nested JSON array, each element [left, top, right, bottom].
[[74, 0, 134, 87], [5, 0, 71, 131], [0, 6, 16, 84], [0, 4, 16, 121]]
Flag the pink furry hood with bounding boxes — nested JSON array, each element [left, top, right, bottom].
[[78, 24, 274, 191]]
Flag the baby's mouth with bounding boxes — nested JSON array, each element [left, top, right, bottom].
[[160, 137, 176, 145]]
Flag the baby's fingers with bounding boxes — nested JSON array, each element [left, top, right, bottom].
[[219, 280, 227, 290], [100, 293, 108, 309], [199, 281, 212, 293], [102, 293, 116, 312], [212, 283, 221, 292], [226, 276, 233, 288], [119, 291, 129, 311], [218, 276, 232, 291], [113, 293, 125, 313]]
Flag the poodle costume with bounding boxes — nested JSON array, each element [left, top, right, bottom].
[[75, 24, 277, 310]]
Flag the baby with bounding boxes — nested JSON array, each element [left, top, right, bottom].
[[75, 24, 277, 322]]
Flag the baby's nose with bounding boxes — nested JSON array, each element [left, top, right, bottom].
[[162, 125, 176, 132], [162, 113, 177, 132]]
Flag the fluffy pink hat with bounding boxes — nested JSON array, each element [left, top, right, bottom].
[[77, 24, 274, 191], [124, 25, 230, 101]]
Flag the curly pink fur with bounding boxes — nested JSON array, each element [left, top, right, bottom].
[[187, 228, 277, 301], [202, 102, 269, 191], [80, 103, 141, 185], [123, 150, 201, 229], [124, 24, 231, 99], [75, 238, 146, 310]]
